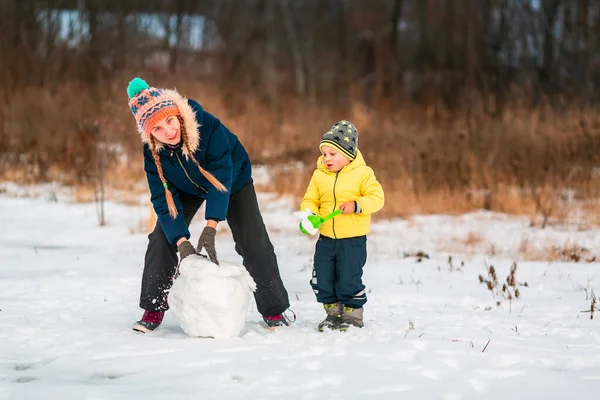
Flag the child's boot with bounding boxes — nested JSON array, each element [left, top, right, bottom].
[[318, 302, 343, 332], [339, 306, 364, 331]]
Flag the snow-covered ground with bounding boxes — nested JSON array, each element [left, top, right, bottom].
[[1, 182, 599, 399]]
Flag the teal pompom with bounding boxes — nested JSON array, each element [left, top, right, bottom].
[[127, 77, 150, 99]]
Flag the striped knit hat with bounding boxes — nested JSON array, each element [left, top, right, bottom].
[[319, 120, 358, 160], [127, 77, 180, 137]]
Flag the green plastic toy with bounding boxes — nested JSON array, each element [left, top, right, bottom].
[[299, 209, 342, 235]]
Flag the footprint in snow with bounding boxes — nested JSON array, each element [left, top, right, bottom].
[[13, 376, 39, 383], [91, 372, 131, 381]]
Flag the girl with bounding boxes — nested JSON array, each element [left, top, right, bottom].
[[126, 78, 290, 333]]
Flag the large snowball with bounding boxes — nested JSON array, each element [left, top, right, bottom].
[[168, 255, 256, 338]]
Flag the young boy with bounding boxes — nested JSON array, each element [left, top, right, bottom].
[[300, 120, 384, 331]]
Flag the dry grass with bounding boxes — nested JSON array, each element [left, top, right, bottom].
[[461, 232, 485, 248], [437, 231, 487, 256], [2, 78, 600, 225], [579, 200, 600, 229], [546, 244, 597, 263], [517, 237, 531, 257], [517, 240, 598, 262]]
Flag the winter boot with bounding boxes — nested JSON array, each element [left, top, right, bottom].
[[263, 314, 289, 329], [318, 302, 343, 332], [263, 309, 296, 330], [339, 306, 364, 331], [132, 310, 165, 333]]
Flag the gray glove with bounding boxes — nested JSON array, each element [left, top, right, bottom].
[[196, 226, 218, 265], [177, 240, 197, 261]]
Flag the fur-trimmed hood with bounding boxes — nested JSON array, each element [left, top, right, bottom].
[[141, 99, 253, 245], [136, 88, 200, 159]]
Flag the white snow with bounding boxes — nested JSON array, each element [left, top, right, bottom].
[[168, 255, 256, 338], [1, 182, 600, 399]]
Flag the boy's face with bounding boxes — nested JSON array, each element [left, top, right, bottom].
[[150, 115, 181, 145], [321, 145, 350, 172]]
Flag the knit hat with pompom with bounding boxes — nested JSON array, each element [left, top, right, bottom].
[[127, 77, 180, 137]]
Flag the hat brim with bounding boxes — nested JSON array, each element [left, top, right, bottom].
[[319, 140, 356, 160]]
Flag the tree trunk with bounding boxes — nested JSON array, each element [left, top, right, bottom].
[[465, 0, 478, 89], [541, 0, 562, 92], [87, 0, 99, 81], [169, 0, 185, 74], [385, 0, 403, 101], [280, 0, 306, 97]]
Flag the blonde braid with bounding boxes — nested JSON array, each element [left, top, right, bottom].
[[179, 116, 228, 193], [150, 136, 178, 218]]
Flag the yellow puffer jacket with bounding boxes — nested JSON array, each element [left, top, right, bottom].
[[300, 150, 385, 239]]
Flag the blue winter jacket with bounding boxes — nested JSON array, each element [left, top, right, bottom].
[[143, 99, 252, 245]]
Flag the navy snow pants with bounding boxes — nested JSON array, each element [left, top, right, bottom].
[[311, 235, 367, 308]]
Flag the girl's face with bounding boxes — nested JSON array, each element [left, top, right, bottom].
[[321, 145, 350, 172], [150, 115, 181, 145]]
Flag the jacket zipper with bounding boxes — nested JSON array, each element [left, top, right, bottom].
[[332, 171, 339, 239], [174, 152, 208, 193]]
